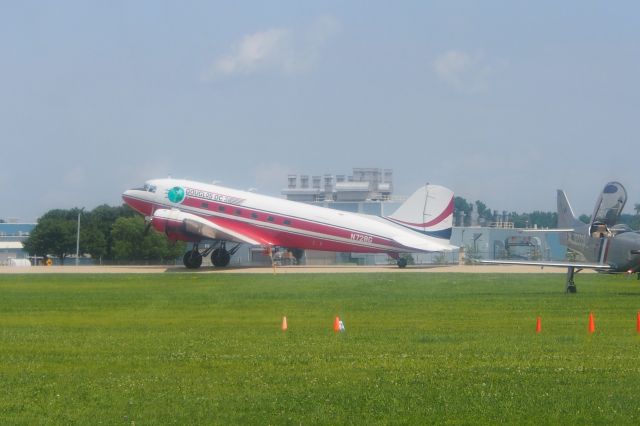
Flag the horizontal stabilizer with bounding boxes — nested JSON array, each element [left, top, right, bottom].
[[392, 233, 457, 253]]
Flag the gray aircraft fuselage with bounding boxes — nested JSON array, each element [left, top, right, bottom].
[[566, 229, 640, 273], [559, 182, 640, 274]]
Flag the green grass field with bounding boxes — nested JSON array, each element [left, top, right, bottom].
[[1, 272, 640, 424]]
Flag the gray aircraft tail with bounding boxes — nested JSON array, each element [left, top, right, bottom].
[[557, 190, 586, 231]]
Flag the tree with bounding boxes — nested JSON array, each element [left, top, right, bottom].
[[454, 197, 473, 226], [85, 204, 136, 260], [23, 217, 77, 264], [474, 200, 493, 222], [111, 216, 185, 262], [81, 224, 107, 260]]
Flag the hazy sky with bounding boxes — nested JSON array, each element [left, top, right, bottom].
[[2, 1, 639, 221]]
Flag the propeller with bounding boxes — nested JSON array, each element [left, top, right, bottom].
[[143, 215, 153, 237]]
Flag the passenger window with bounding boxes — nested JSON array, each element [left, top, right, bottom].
[[201, 202, 209, 209], [251, 213, 259, 219]]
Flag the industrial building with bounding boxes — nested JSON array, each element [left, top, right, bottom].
[[452, 225, 566, 263], [0, 221, 35, 265], [283, 167, 394, 202]]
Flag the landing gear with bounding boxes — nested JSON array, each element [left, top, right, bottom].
[[211, 248, 231, 267], [183, 249, 203, 269], [397, 258, 408, 268], [290, 248, 305, 265], [566, 266, 578, 293], [182, 241, 240, 269]]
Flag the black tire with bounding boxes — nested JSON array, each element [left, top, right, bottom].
[[211, 248, 231, 267], [291, 248, 305, 265], [397, 258, 408, 268], [183, 251, 203, 269]]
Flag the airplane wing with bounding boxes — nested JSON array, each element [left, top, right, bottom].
[[477, 259, 615, 270], [152, 209, 273, 246], [392, 233, 458, 252], [513, 228, 574, 233]]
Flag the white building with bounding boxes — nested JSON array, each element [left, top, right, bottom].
[[282, 168, 393, 203], [0, 222, 35, 265]]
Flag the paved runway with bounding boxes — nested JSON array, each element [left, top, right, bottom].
[[0, 264, 580, 274]]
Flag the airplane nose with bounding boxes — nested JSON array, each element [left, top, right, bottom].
[[122, 189, 134, 203], [122, 188, 153, 216], [122, 189, 137, 200]]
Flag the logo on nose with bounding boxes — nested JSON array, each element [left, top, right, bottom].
[[168, 187, 185, 204]]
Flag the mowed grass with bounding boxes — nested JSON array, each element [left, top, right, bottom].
[[1, 272, 640, 424]]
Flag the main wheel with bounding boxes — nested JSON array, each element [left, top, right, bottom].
[[211, 248, 231, 267], [183, 251, 203, 269], [397, 258, 408, 268], [290, 248, 305, 265]]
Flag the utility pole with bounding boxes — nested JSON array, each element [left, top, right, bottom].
[[76, 210, 82, 266]]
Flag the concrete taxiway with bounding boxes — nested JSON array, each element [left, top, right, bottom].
[[0, 264, 584, 274]]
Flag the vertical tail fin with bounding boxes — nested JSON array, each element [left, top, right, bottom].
[[557, 189, 585, 230], [386, 184, 454, 240]]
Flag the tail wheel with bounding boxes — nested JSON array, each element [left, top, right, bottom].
[[211, 248, 231, 267], [183, 251, 203, 269]]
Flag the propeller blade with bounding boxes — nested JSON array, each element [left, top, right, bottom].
[[143, 216, 153, 237]]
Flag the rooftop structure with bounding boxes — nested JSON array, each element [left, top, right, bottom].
[[282, 168, 393, 202]]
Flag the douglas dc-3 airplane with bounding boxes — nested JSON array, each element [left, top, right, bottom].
[[122, 178, 456, 269], [481, 182, 640, 292]]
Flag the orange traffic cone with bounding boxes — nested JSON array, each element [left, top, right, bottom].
[[333, 316, 341, 332], [535, 316, 542, 333], [636, 312, 640, 333], [281, 316, 288, 331], [588, 312, 595, 334]]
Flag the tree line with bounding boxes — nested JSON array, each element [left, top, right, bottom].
[[454, 197, 640, 230], [453, 197, 559, 228], [23, 205, 185, 264]]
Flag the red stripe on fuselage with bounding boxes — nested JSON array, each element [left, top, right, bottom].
[[387, 197, 454, 228], [124, 194, 407, 253], [182, 196, 402, 252]]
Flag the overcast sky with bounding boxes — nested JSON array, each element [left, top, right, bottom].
[[2, 1, 639, 221]]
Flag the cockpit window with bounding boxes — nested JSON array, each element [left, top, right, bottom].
[[133, 183, 157, 193], [143, 184, 157, 193]]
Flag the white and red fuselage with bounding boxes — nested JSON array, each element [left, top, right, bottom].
[[122, 178, 456, 256]]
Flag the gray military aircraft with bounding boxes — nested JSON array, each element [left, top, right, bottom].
[[481, 182, 640, 292]]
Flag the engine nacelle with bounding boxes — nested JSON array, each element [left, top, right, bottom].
[[151, 212, 200, 243]]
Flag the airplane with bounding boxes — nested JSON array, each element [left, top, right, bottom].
[[480, 182, 640, 292], [122, 178, 457, 269]]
